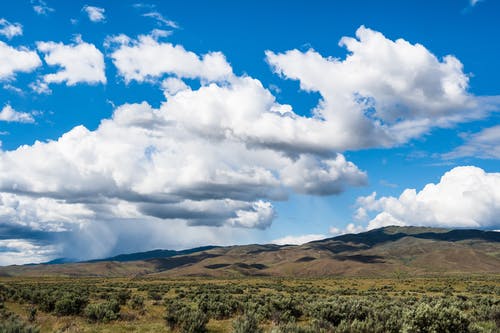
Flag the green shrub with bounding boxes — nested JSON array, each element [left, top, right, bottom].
[[115, 289, 131, 305], [37, 291, 56, 313], [84, 300, 120, 322], [0, 311, 40, 333], [164, 300, 208, 333], [165, 299, 188, 330], [54, 293, 88, 316], [129, 294, 145, 311], [179, 309, 208, 333], [402, 301, 471, 333], [148, 291, 162, 301], [491, 305, 500, 328], [271, 322, 316, 333], [232, 312, 263, 333], [335, 318, 388, 333], [28, 306, 37, 323], [308, 298, 370, 326], [198, 293, 241, 320]]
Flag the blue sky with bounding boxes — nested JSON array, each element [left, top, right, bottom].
[[0, 0, 499, 264]]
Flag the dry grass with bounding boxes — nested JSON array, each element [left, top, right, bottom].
[[2, 275, 500, 332]]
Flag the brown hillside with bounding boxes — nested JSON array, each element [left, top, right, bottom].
[[2, 226, 500, 277]]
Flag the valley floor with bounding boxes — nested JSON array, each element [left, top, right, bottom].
[[1, 275, 499, 332]]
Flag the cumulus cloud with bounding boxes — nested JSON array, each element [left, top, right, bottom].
[[329, 223, 366, 235], [0, 41, 41, 80], [0, 93, 365, 223], [109, 34, 232, 83], [161, 77, 189, 96], [37, 37, 106, 86], [355, 166, 500, 230], [280, 154, 366, 195], [3, 27, 492, 264], [266, 26, 492, 151], [0, 192, 93, 232], [83, 5, 106, 22], [0, 58, 366, 262], [0, 19, 22, 39], [272, 234, 326, 245], [0, 105, 35, 123], [443, 125, 500, 159], [0, 239, 57, 265]]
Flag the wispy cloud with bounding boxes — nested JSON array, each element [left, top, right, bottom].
[[443, 125, 500, 160], [29, 79, 51, 94], [143, 12, 179, 29], [379, 179, 398, 188], [31, 0, 54, 15], [462, 0, 485, 13], [3, 84, 23, 95], [132, 3, 156, 10]]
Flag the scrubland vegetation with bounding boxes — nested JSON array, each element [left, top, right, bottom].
[[1, 276, 500, 332]]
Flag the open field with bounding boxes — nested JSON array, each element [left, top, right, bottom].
[[1, 275, 500, 332]]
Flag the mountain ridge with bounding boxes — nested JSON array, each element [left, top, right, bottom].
[[2, 226, 500, 277], [85, 245, 220, 263]]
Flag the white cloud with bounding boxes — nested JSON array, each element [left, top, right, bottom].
[[0, 105, 35, 123], [0, 239, 57, 265], [3, 84, 23, 94], [4, 27, 492, 263], [329, 223, 366, 235], [280, 154, 366, 195], [132, 3, 156, 10], [143, 12, 178, 28], [356, 166, 500, 229], [83, 5, 106, 22], [379, 179, 398, 188], [0, 41, 41, 80], [0, 19, 22, 39], [0, 192, 93, 231], [31, 0, 54, 15], [443, 125, 500, 159], [162, 77, 189, 96], [272, 233, 326, 245], [29, 79, 52, 94], [0, 55, 367, 260], [0, 91, 365, 227], [151, 28, 172, 39], [265, 26, 492, 151], [109, 34, 232, 83], [37, 37, 106, 85]]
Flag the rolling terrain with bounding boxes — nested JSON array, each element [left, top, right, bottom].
[[2, 226, 500, 277]]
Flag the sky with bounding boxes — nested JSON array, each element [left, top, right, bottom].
[[0, 0, 499, 265]]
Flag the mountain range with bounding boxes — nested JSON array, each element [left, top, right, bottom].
[[2, 226, 500, 277]]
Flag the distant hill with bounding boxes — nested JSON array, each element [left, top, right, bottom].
[[2, 226, 500, 278], [86, 246, 220, 263]]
